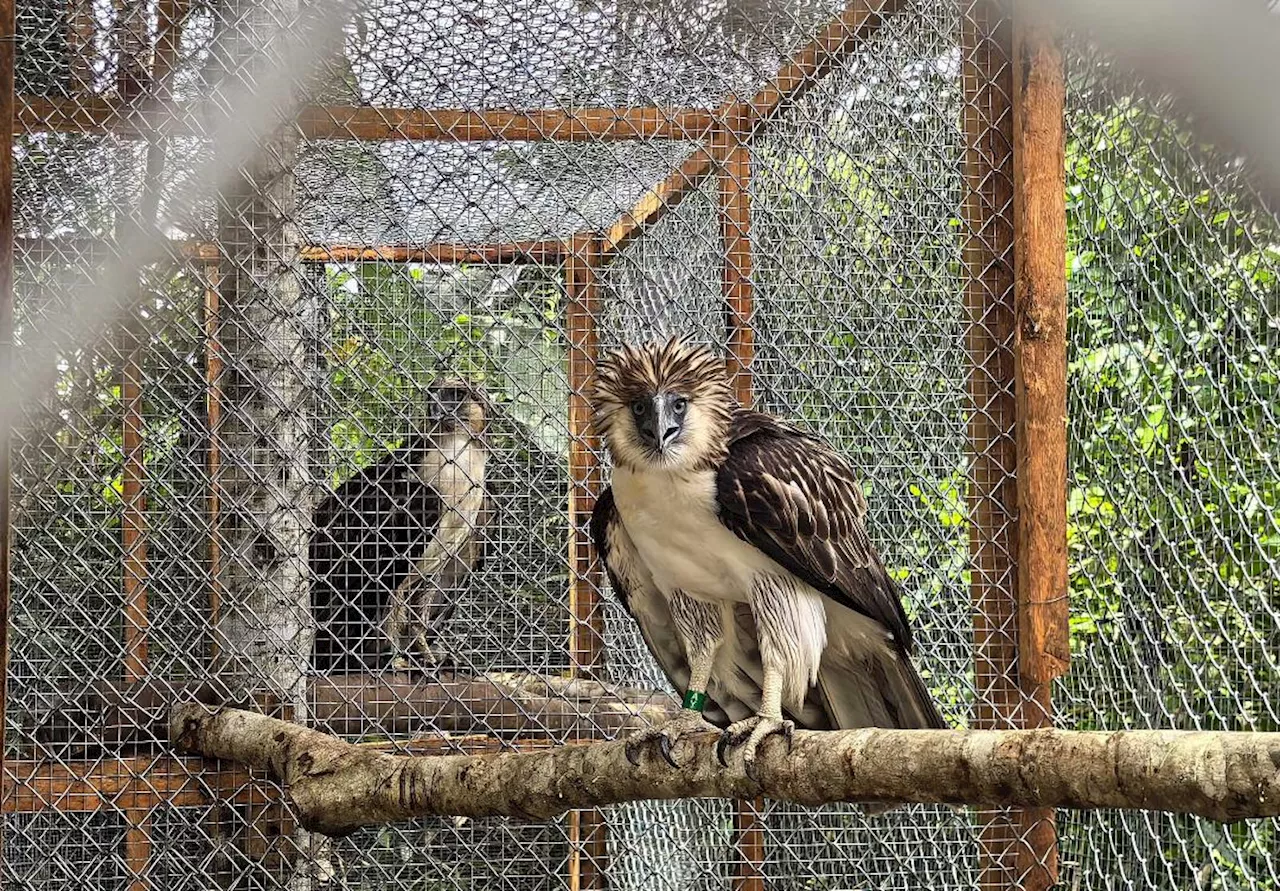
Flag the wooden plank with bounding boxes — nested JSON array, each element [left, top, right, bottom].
[[2, 737, 577, 815], [16, 97, 714, 143], [960, 4, 1025, 891], [716, 116, 766, 891], [120, 323, 149, 681], [0, 0, 13, 869], [124, 809, 152, 891], [13, 237, 568, 266], [297, 106, 716, 142], [565, 235, 606, 678], [725, 0, 906, 135], [1009, 10, 1068, 891], [717, 120, 756, 406], [204, 263, 224, 658], [300, 241, 566, 265], [603, 146, 717, 257], [565, 234, 608, 891]]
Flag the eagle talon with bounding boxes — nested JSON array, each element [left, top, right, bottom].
[[717, 716, 794, 779], [623, 710, 719, 768]]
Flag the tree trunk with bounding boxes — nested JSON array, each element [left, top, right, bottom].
[[172, 704, 1280, 838], [209, 0, 310, 720], [207, 0, 313, 883]]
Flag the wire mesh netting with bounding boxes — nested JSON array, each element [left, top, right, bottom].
[[1, 0, 1278, 889], [1056, 42, 1280, 891]]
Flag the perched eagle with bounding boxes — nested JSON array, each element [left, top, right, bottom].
[[591, 339, 944, 773], [311, 379, 491, 673]]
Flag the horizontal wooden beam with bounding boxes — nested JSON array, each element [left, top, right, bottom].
[[300, 241, 567, 265], [3, 736, 565, 815], [297, 106, 717, 142], [602, 145, 717, 258], [13, 237, 565, 265], [16, 97, 715, 142]]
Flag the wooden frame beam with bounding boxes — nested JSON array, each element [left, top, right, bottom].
[[565, 234, 609, 890], [0, 0, 13, 872], [299, 241, 567, 265], [3, 738, 567, 815], [723, 0, 906, 135], [13, 238, 566, 266], [596, 0, 908, 261], [298, 106, 717, 143], [16, 98, 716, 142], [602, 146, 718, 258]]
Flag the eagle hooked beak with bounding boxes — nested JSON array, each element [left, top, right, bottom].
[[634, 393, 688, 453]]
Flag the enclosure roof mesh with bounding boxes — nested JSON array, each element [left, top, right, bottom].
[[16, 0, 849, 246]]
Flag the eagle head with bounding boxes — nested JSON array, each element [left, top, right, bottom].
[[592, 338, 735, 472], [424, 378, 488, 436]]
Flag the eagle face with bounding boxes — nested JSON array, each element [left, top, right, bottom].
[[592, 338, 735, 472], [424, 379, 488, 436]]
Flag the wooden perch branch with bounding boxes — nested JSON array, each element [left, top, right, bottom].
[[171, 704, 1280, 838]]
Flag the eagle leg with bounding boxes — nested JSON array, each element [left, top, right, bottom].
[[716, 659, 794, 779], [628, 607, 722, 768], [624, 710, 720, 768]]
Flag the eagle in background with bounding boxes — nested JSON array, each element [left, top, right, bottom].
[[311, 379, 491, 673], [591, 339, 944, 774]]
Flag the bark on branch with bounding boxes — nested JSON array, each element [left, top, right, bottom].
[[170, 703, 1280, 837]]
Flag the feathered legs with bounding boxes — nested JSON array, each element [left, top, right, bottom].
[[624, 590, 722, 768], [718, 577, 811, 778]]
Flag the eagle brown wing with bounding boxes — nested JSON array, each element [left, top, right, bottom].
[[714, 410, 915, 653]]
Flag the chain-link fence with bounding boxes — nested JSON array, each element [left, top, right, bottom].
[[2, 0, 1277, 889]]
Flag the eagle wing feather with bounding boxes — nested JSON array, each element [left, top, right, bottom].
[[714, 411, 915, 653]]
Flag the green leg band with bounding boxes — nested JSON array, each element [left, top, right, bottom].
[[682, 690, 708, 712]]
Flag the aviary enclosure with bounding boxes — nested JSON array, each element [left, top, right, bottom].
[[0, 0, 1276, 888]]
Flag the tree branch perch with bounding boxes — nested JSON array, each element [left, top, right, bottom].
[[170, 703, 1280, 837]]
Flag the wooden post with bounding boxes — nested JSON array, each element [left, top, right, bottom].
[[203, 262, 224, 658], [717, 112, 766, 891], [960, 3, 1021, 890], [1010, 6, 1069, 890], [0, 0, 13, 865], [565, 234, 608, 890], [963, 3, 1068, 890], [120, 326, 149, 682]]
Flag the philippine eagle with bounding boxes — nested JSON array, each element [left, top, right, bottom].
[[311, 379, 491, 673], [590, 339, 944, 773]]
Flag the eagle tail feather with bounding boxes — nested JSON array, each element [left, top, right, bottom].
[[816, 608, 946, 731]]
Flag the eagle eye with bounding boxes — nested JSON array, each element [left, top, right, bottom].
[[631, 400, 647, 417], [672, 397, 688, 416]]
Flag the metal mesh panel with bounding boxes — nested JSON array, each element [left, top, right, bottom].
[[1057, 42, 1280, 891], [2, 0, 1277, 888]]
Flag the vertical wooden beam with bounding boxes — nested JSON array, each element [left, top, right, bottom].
[[960, 3, 1021, 890], [124, 809, 152, 891], [566, 234, 606, 677], [0, 0, 14, 863], [1010, 6, 1068, 890], [963, 3, 1067, 890], [718, 112, 756, 406], [67, 0, 97, 92], [204, 263, 225, 659], [121, 324, 149, 682], [717, 113, 766, 891], [1011, 6, 1069, 697], [121, 324, 151, 885], [565, 235, 608, 890]]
